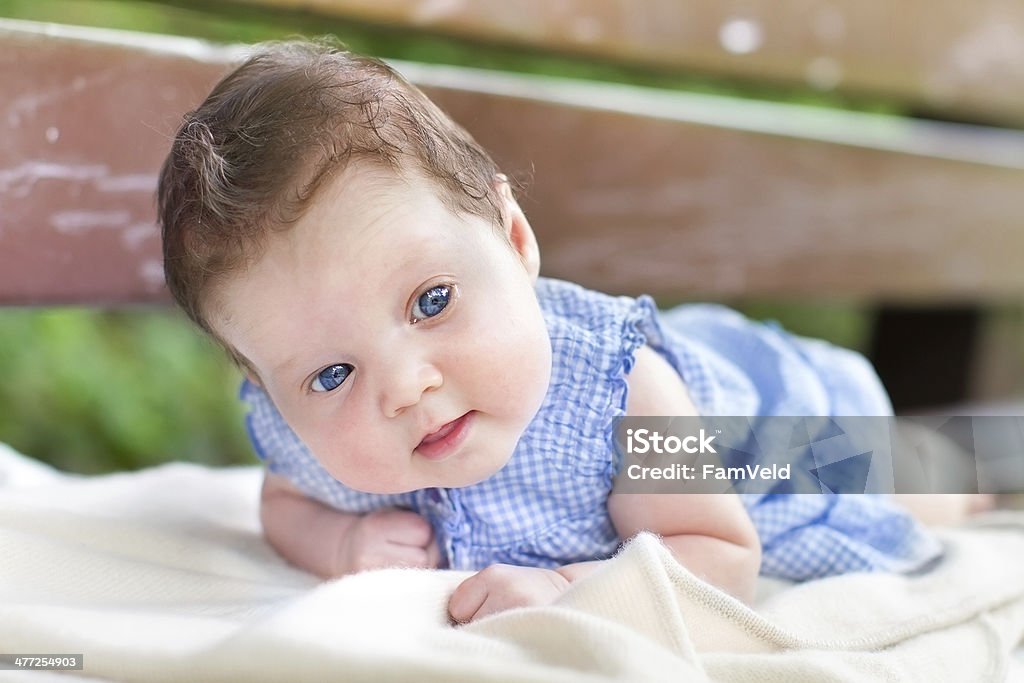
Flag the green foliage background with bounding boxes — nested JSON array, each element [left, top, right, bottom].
[[0, 309, 249, 472], [0, 0, 910, 472]]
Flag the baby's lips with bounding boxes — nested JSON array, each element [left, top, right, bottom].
[[414, 412, 474, 461], [419, 416, 461, 447]]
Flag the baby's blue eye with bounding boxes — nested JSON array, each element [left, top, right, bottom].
[[412, 285, 450, 321], [311, 363, 353, 393]]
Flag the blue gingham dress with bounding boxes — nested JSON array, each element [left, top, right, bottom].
[[243, 277, 941, 580]]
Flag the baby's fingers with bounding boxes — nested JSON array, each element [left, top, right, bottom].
[[366, 508, 434, 546], [384, 543, 437, 569], [348, 543, 434, 572], [424, 534, 443, 568], [448, 573, 489, 624], [448, 565, 571, 623]]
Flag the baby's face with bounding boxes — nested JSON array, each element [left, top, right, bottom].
[[212, 166, 552, 493]]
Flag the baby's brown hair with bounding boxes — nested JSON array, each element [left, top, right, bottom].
[[158, 39, 504, 348]]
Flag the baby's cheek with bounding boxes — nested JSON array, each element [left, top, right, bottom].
[[325, 445, 399, 493], [307, 431, 378, 489], [512, 318, 553, 399], [472, 336, 528, 396]]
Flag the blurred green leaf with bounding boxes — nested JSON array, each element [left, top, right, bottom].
[[0, 309, 252, 473]]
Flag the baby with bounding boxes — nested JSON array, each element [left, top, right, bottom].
[[158, 40, 945, 623]]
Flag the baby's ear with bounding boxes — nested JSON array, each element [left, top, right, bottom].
[[495, 174, 540, 280]]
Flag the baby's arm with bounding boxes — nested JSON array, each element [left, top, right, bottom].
[[562, 347, 760, 598], [608, 345, 761, 601], [261, 473, 441, 577], [605, 492, 761, 601]]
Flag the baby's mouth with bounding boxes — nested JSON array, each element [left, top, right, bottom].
[[415, 412, 474, 460], [420, 419, 458, 445]]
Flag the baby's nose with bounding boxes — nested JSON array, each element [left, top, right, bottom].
[[380, 359, 443, 418]]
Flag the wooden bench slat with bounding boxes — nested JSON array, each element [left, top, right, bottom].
[[223, 0, 1024, 126], [0, 21, 241, 306], [2, 19, 1023, 306]]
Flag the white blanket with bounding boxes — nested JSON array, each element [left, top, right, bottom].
[[2, 441, 1024, 682]]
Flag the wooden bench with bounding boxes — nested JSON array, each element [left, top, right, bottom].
[[2, 12, 1023, 411]]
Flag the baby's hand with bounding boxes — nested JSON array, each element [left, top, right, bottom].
[[448, 564, 570, 623], [336, 508, 441, 574]]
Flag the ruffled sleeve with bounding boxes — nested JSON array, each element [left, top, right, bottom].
[[532, 280, 662, 478]]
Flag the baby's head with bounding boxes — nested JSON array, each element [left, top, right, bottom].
[[158, 40, 552, 493]]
